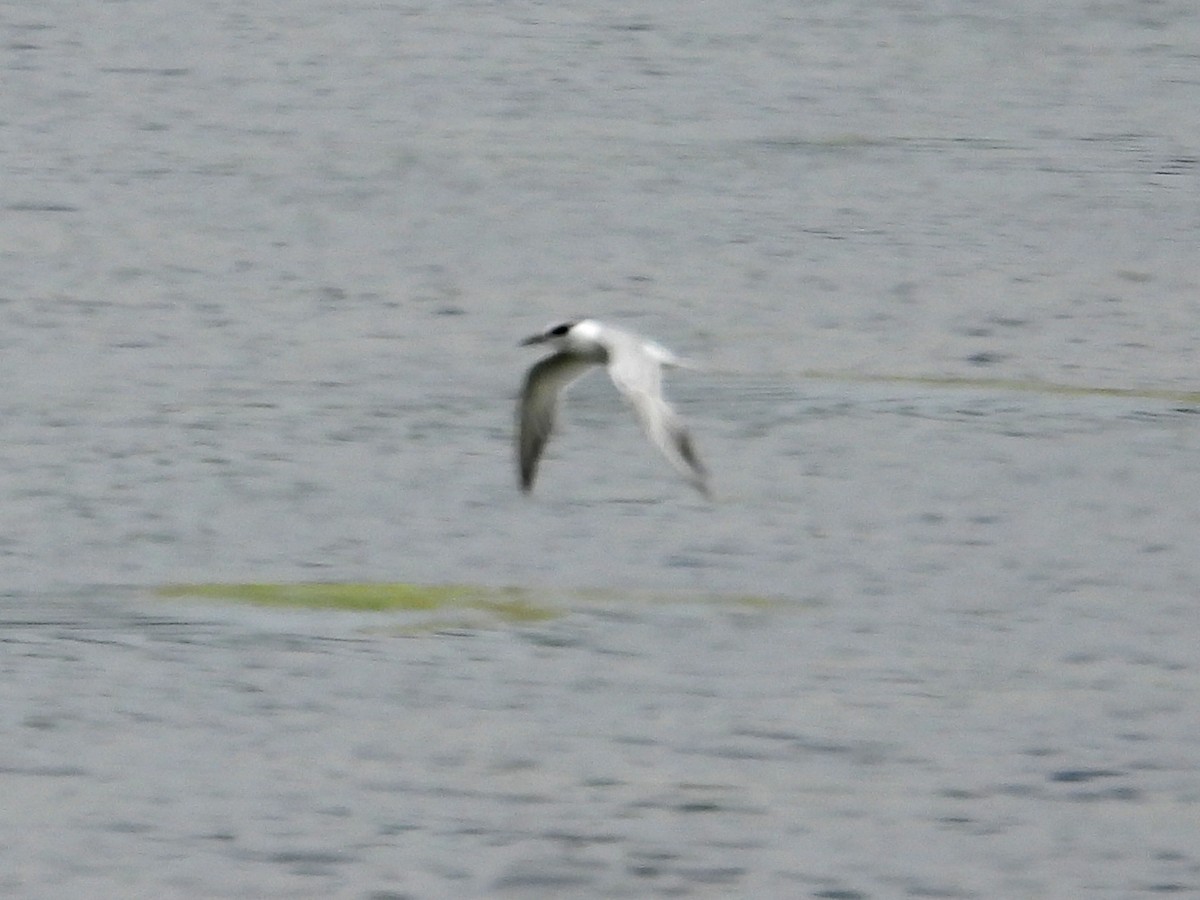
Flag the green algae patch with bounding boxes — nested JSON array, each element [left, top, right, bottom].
[[155, 583, 791, 626], [155, 582, 558, 620], [801, 370, 1200, 404]]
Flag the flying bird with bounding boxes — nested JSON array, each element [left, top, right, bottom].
[[516, 319, 710, 497]]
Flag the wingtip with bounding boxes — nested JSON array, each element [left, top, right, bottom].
[[518, 469, 537, 494]]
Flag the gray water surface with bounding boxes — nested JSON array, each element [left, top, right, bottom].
[[2, 0, 1199, 896]]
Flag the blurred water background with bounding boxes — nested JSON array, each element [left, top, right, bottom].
[[2, 1, 1199, 896]]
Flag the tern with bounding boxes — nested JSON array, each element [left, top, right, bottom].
[[516, 319, 710, 497]]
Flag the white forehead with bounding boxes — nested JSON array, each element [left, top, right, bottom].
[[571, 319, 602, 341]]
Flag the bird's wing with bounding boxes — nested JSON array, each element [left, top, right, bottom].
[[517, 351, 598, 493], [607, 345, 710, 498]]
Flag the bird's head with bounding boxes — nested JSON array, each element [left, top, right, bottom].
[[519, 318, 602, 351]]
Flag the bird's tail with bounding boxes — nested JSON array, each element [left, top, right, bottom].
[[646, 341, 703, 371]]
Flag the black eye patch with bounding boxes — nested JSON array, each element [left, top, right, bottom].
[[549, 323, 572, 336]]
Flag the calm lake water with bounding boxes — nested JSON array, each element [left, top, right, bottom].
[[2, 0, 1198, 896]]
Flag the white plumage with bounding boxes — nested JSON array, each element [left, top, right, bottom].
[[516, 319, 710, 497]]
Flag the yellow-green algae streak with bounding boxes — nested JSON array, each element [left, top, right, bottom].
[[156, 582, 559, 623], [156, 582, 783, 627], [802, 370, 1200, 404]]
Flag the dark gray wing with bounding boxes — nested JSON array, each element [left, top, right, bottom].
[[517, 352, 598, 493]]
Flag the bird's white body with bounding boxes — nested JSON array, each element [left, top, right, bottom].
[[516, 319, 710, 497]]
